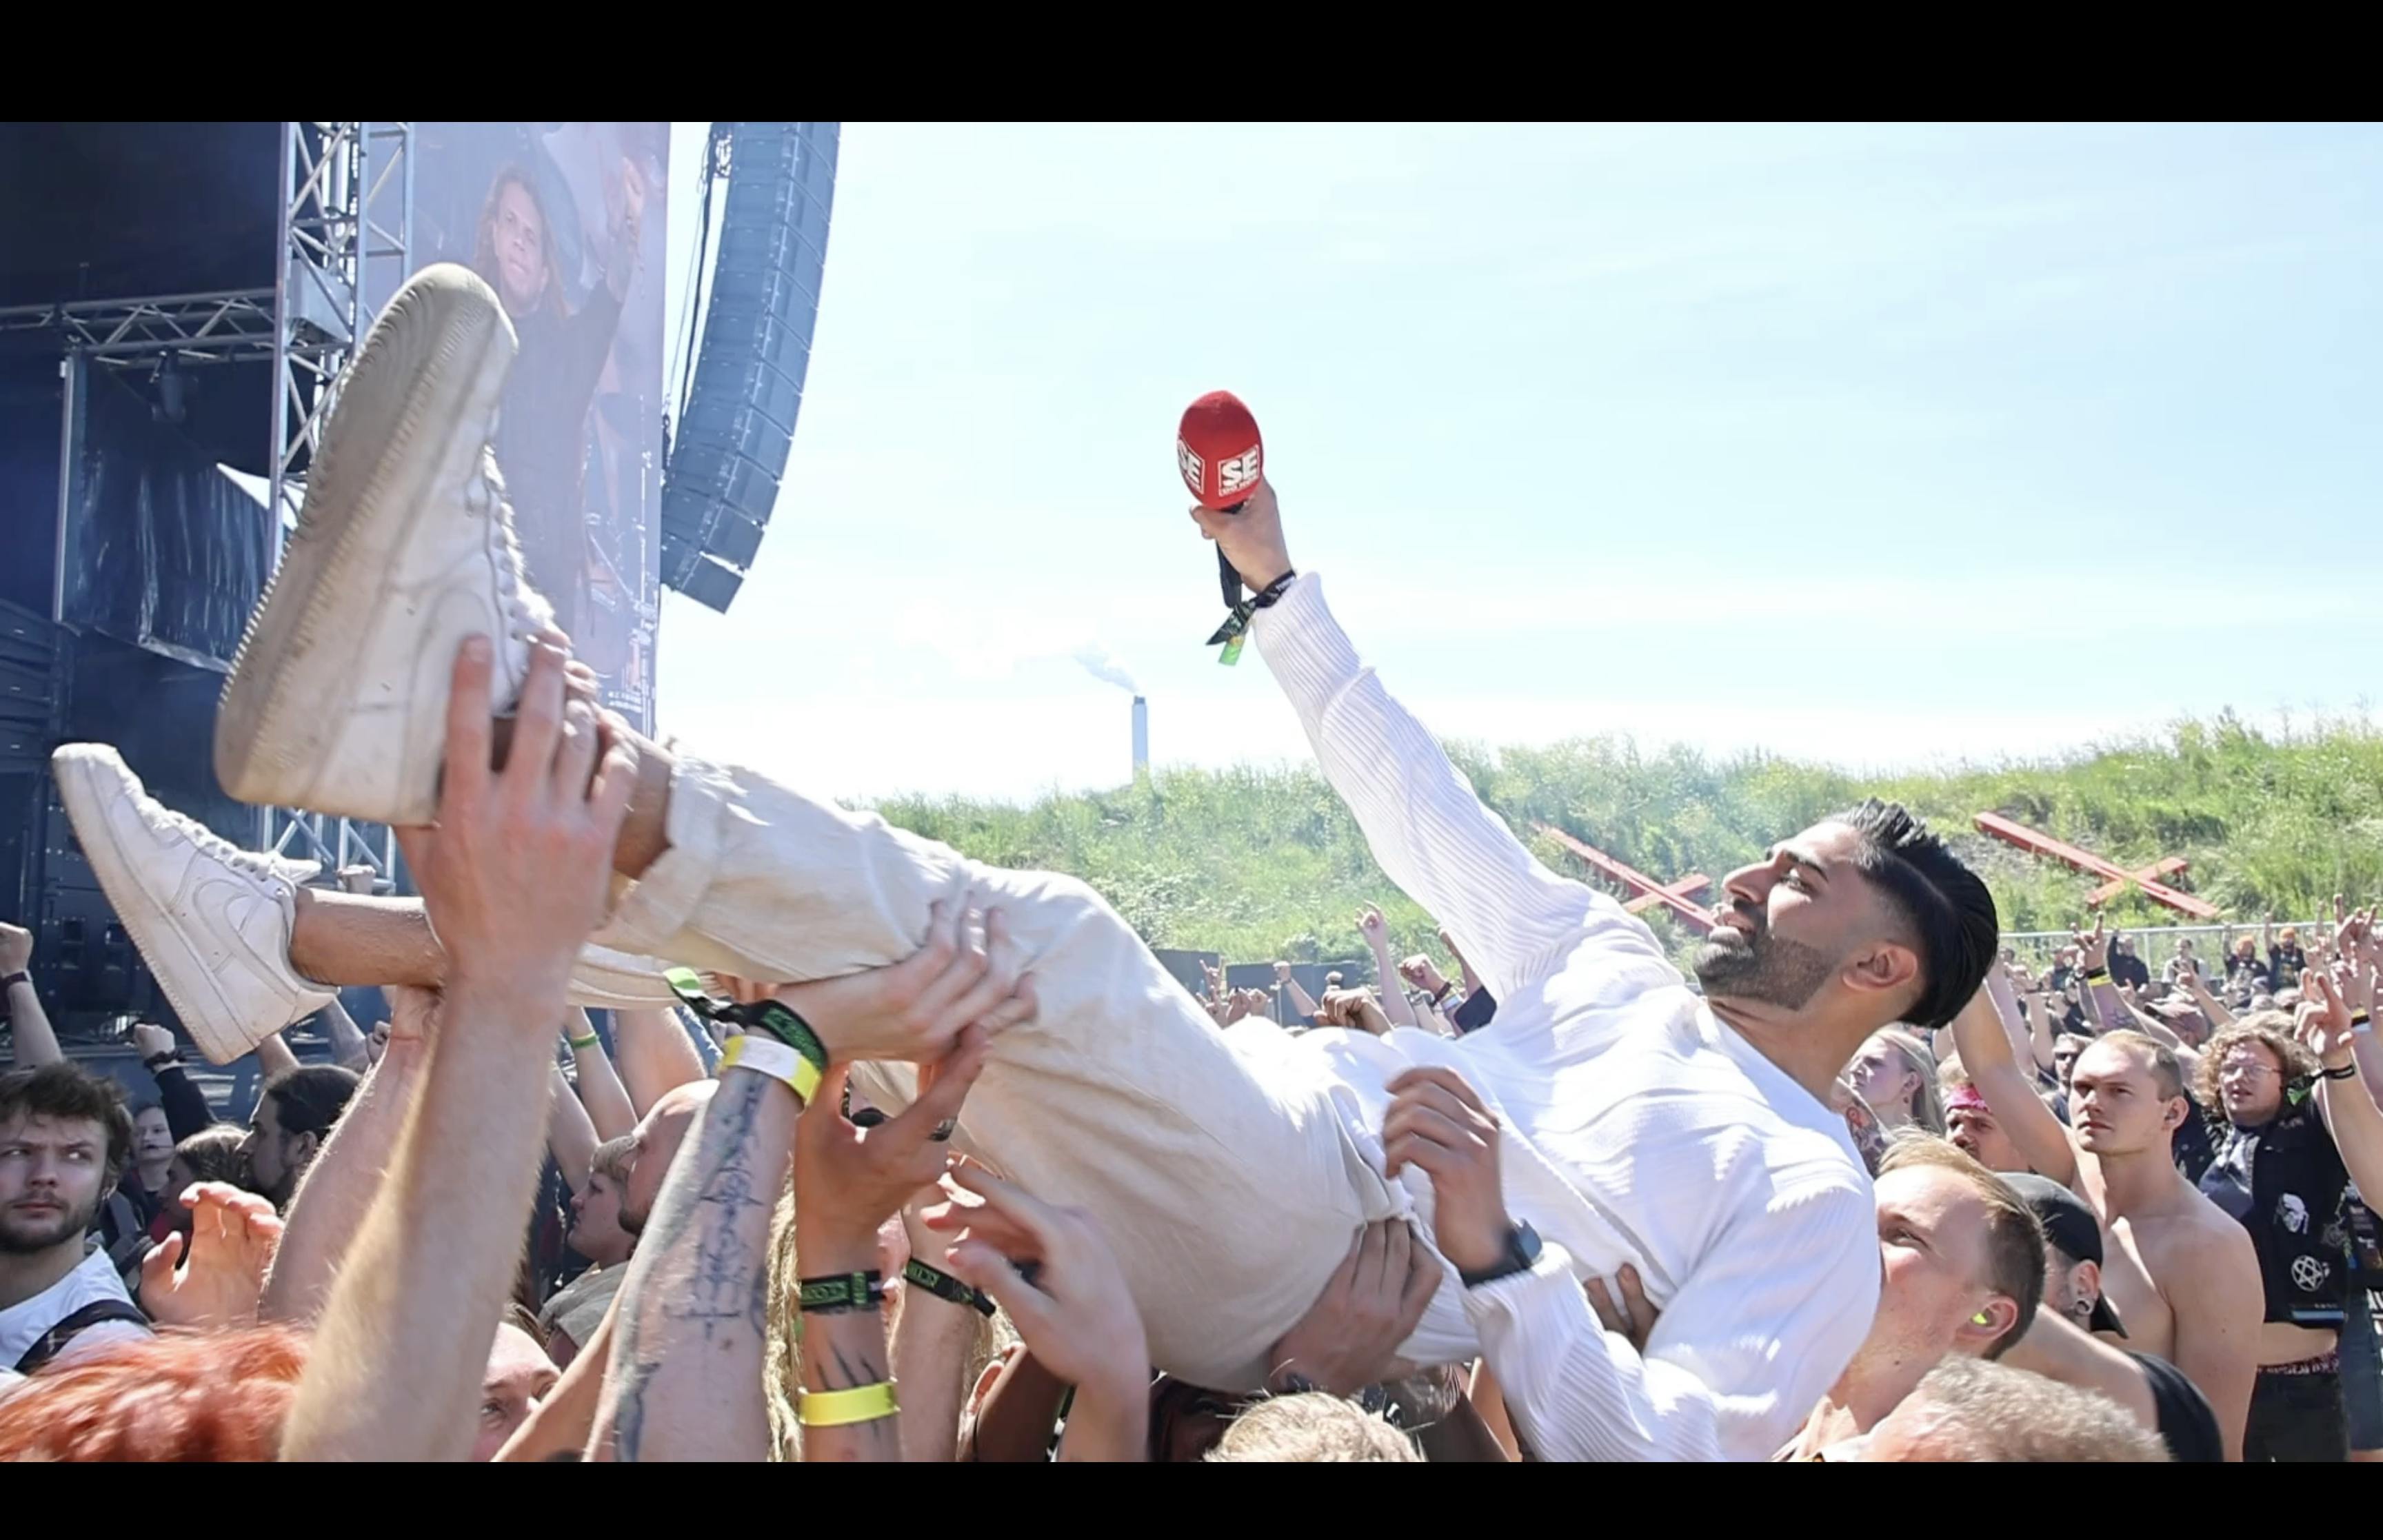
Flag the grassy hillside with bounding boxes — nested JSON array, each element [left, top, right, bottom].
[[870, 712, 2383, 977]]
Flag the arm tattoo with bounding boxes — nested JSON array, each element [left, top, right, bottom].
[[603, 1073, 780, 1461]]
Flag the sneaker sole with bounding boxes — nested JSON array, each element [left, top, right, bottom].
[[215, 265, 515, 826], [53, 748, 285, 1064]]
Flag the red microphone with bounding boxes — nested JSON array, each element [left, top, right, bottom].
[[1178, 391, 1264, 609]]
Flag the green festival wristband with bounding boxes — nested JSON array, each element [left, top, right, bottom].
[[666, 967, 832, 1076], [798, 1270, 885, 1315]]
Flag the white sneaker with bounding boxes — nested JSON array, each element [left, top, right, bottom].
[[52, 744, 335, 1065], [215, 263, 553, 827]]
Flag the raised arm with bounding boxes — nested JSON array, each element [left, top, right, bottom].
[[2303, 964, 2383, 1213], [3, 924, 62, 1067], [260, 987, 434, 1325], [1950, 983, 2079, 1188], [1356, 906, 1420, 1029], [255, 1031, 300, 1081], [130, 1022, 214, 1141], [318, 997, 373, 1073], [609, 1007, 705, 1118], [592, 1048, 801, 1462], [1208, 487, 1658, 1002], [279, 638, 635, 1462], [564, 1009, 636, 1141], [2180, 972, 2239, 1031], [891, 1192, 986, 1463], [547, 1059, 599, 1195], [1275, 962, 1320, 1023]]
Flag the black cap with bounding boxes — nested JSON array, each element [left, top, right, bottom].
[[2003, 1173, 2126, 1338]]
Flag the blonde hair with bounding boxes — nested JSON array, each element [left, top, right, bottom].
[[1205, 1392, 1420, 1462], [2083, 1030, 2187, 1104], [1863, 1027, 1945, 1136], [762, 1166, 1005, 1462], [2192, 1013, 2318, 1110], [1893, 1357, 2169, 1461], [1876, 1137, 2044, 1359]]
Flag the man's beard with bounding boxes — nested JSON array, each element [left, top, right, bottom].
[[0, 1188, 103, 1255], [1692, 920, 1838, 1013]]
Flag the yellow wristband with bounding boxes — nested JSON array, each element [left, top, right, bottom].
[[719, 1033, 823, 1106], [796, 1381, 899, 1427]]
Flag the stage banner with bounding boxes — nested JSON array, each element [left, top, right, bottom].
[[402, 123, 670, 733]]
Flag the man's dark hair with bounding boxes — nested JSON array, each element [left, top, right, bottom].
[[1833, 800, 1999, 1031], [0, 1062, 134, 1177], [261, 1064, 361, 1141]]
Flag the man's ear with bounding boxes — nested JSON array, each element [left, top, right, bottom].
[[1955, 1294, 2021, 1355], [1845, 941, 1922, 1005]]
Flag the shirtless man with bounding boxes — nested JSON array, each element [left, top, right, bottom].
[[1949, 974, 2264, 1458]]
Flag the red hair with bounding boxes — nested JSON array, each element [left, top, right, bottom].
[[0, 1326, 307, 1461]]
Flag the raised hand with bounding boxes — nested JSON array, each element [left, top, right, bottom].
[[938, 1165, 1149, 1412], [1585, 1264, 1660, 1354], [1187, 478, 1292, 595], [397, 639, 634, 1004], [2297, 970, 2360, 1074], [767, 895, 1036, 1066], [0, 920, 30, 975], [130, 1022, 176, 1062], [140, 1182, 283, 1328], [1383, 1066, 1512, 1276], [1356, 905, 1389, 946], [1267, 1219, 1440, 1396], [2071, 915, 2109, 973], [794, 1030, 992, 1262], [1398, 954, 1448, 995]]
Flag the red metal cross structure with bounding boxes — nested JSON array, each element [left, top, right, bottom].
[[1971, 813, 2218, 920], [1535, 824, 1718, 933]]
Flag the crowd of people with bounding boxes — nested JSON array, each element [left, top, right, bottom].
[[3, 261, 2380, 1461]]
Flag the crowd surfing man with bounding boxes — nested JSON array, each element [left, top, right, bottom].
[[97, 262, 2004, 1460]]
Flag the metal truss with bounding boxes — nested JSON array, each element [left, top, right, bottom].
[[0, 288, 278, 363], [258, 122, 413, 881]]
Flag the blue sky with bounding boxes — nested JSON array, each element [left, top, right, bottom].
[[651, 123, 2383, 804]]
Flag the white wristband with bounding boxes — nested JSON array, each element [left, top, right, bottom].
[[718, 1033, 820, 1105]]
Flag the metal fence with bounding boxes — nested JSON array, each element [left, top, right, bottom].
[[2003, 920, 2329, 978]]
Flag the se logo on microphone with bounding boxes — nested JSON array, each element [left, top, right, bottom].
[[1176, 439, 1205, 498], [1218, 446, 1261, 497]]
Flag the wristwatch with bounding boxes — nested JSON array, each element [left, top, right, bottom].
[[1458, 1222, 1542, 1289]]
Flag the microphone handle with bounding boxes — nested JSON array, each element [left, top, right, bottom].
[[1214, 497, 1249, 607]]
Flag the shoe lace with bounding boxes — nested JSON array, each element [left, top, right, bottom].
[[465, 434, 554, 651], [160, 802, 289, 886]]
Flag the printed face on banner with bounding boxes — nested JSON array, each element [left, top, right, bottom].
[[401, 122, 671, 735]]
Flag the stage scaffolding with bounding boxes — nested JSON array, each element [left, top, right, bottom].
[[0, 123, 415, 889]]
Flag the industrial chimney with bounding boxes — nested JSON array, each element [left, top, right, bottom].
[[1132, 696, 1149, 778]]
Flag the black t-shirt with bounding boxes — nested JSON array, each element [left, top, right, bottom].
[[2130, 1351, 2224, 1463], [1451, 987, 1497, 1035], [2111, 953, 2151, 991], [2269, 944, 2308, 991], [2199, 1091, 2350, 1327], [2172, 1096, 2217, 1186]]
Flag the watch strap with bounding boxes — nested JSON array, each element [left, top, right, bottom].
[[1458, 1222, 1541, 1289]]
